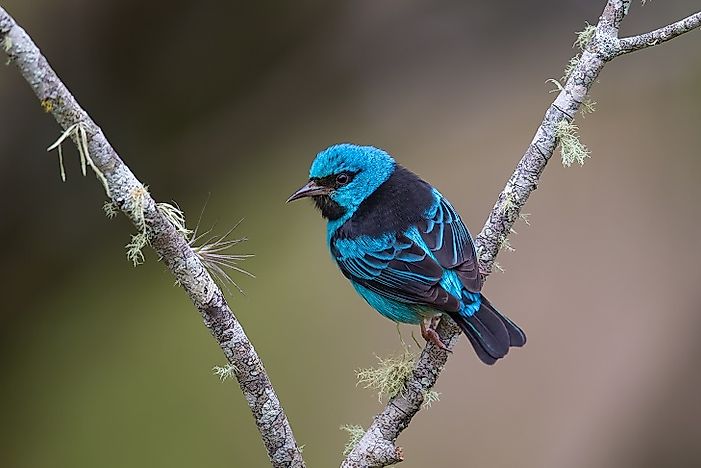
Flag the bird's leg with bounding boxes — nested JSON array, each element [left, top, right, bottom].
[[420, 317, 451, 352]]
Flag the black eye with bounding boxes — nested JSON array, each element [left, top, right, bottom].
[[336, 173, 350, 185]]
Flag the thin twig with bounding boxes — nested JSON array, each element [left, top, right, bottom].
[[0, 7, 305, 468], [617, 11, 701, 56]]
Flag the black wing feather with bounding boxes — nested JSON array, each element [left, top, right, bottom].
[[419, 195, 481, 292], [333, 233, 460, 312]]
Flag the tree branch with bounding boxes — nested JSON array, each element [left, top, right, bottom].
[[0, 7, 305, 468], [617, 11, 701, 56], [341, 2, 701, 466]]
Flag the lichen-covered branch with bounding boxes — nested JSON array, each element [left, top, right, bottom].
[[341, 1, 701, 466], [617, 11, 701, 56], [0, 7, 305, 468]]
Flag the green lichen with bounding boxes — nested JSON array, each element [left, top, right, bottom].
[[574, 23, 596, 50], [340, 424, 365, 456], [129, 185, 148, 231], [497, 184, 518, 216], [562, 54, 580, 82], [2, 35, 11, 53], [121, 185, 151, 266], [56, 143, 66, 182], [47, 126, 73, 182], [580, 98, 597, 117], [546, 78, 564, 94], [500, 235, 515, 253], [422, 389, 441, 409], [103, 200, 118, 219], [212, 363, 238, 381], [556, 120, 590, 167], [356, 348, 416, 403], [46, 122, 110, 195], [2, 36, 12, 65], [125, 231, 148, 266]]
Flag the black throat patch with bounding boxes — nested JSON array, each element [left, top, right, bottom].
[[313, 195, 346, 220]]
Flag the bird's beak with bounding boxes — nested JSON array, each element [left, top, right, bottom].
[[286, 180, 331, 203]]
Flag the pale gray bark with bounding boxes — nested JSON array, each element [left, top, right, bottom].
[[341, 2, 701, 467], [0, 7, 305, 468], [617, 11, 701, 56]]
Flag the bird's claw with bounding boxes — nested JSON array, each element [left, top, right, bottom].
[[421, 317, 452, 352]]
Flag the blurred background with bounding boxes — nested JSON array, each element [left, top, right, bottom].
[[1, 1, 700, 467]]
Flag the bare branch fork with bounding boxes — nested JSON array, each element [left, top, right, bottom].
[[0, 7, 305, 468], [1, 1, 699, 468], [341, 2, 701, 467]]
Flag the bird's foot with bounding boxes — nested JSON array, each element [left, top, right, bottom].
[[421, 317, 451, 352]]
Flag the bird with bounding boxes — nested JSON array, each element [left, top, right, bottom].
[[287, 143, 525, 364]]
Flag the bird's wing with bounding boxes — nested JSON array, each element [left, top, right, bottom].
[[331, 233, 461, 312], [419, 193, 481, 292]]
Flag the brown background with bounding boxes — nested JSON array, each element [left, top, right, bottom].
[[1, 1, 700, 467]]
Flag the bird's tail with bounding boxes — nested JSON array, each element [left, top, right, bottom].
[[447, 294, 526, 365]]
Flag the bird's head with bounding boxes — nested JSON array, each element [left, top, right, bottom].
[[287, 143, 396, 221]]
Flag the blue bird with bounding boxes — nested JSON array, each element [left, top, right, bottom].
[[287, 143, 525, 364]]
